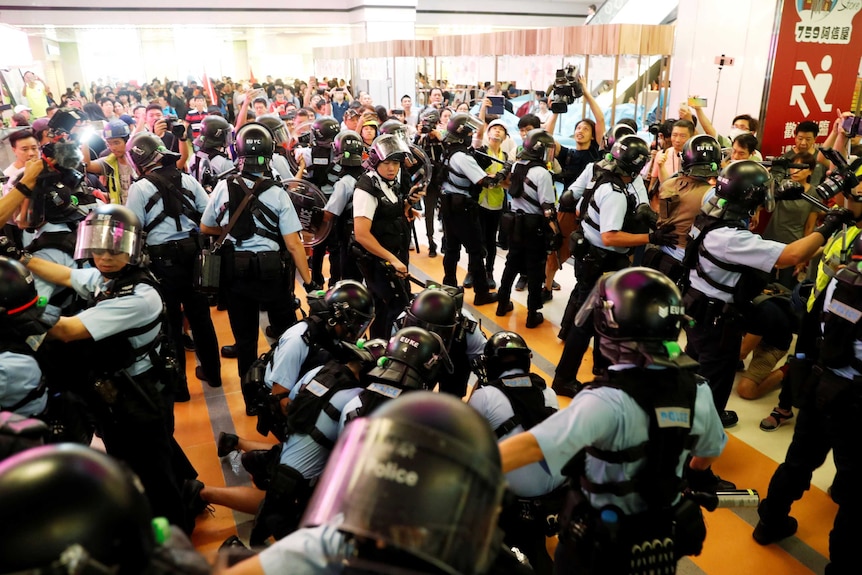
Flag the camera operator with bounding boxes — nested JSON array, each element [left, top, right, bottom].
[[413, 107, 446, 257], [143, 103, 190, 168], [769, 121, 826, 188]]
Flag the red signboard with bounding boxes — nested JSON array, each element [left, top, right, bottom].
[[761, 0, 862, 157]]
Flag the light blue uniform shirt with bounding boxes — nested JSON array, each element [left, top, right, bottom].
[[125, 170, 209, 246], [272, 155, 295, 182], [530, 371, 727, 515], [28, 222, 78, 325], [265, 321, 311, 391], [510, 165, 555, 215], [202, 175, 301, 253], [0, 351, 45, 416], [469, 369, 565, 498], [70, 268, 162, 376], [574, 165, 649, 254], [569, 162, 647, 203], [259, 524, 351, 575], [279, 364, 363, 478], [324, 174, 357, 217], [441, 150, 486, 197]]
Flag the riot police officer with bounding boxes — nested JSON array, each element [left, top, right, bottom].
[[440, 113, 508, 306], [469, 330, 564, 574], [353, 134, 423, 338], [191, 114, 234, 192], [11, 204, 195, 531], [296, 115, 339, 188], [496, 128, 560, 328], [500, 267, 728, 575], [339, 326, 453, 430], [222, 392, 507, 575], [400, 283, 487, 397], [554, 136, 670, 397], [322, 130, 365, 284], [126, 131, 222, 396], [643, 134, 722, 282], [680, 160, 853, 428], [256, 114, 294, 182], [201, 121, 315, 381], [0, 444, 209, 575], [0, 256, 49, 417]]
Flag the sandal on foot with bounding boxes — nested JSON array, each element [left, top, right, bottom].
[[760, 408, 793, 431]]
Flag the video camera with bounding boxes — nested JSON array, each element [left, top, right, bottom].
[[842, 115, 862, 138], [162, 115, 187, 139], [815, 147, 862, 202], [550, 65, 584, 114]]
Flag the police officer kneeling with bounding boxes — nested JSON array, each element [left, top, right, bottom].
[[222, 392, 508, 575], [500, 267, 728, 575]]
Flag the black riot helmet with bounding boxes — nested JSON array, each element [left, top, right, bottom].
[[196, 115, 233, 149], [419, 107, 440, 131], [256, 114, 289, 147], [325, 279, 375, 343], [73, 204, 143, 267], [0, 444, 156, 575], [333, 130, 365, 166], [681, 134, 721, 179], [403, 288, 459, 349], [518, 128, 556, 163], [602, 122, 636, 151], [301, 391, 505, 575], [483, 330, 532, 380], [576, 267, 687, 366], [364, 133, 411, 170], [0, 256, 48, 338], [609, 135, 650, 178], [357, 337, 389, 362], [367, 327, 453, 391], [311, 116, 340, 145], [128, 131, 180, 174], [712, 160, 773, 217], [445, 112, 483, 144], [379, 119, 411, 147], [235, 121, 275, 175]]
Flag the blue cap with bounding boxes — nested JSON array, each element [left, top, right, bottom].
[[119, 114, 136, 126]]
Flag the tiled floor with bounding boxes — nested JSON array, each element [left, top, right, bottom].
[[179, 228, 837, 573]]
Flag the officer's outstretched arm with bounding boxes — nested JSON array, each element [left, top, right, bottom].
[[602, 230, 650, 248], [283, 232, 312, 284], [689, 456, 718, 471], [48, 316, 92, 342], [25, 257, 73, 288], [499, 431, 545, 473]]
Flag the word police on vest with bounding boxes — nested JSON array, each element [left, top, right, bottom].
[[656, 407, 692, 428], [365, 457, 419, 486]]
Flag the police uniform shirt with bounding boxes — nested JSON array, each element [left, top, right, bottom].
[[29, 222, 78, 324], [688, 224, 785, 303], [258, 524, 352, 575], [530, 370, 727, 515], [569, 162, 648, 204], [822, 279, 862, 381], [353, 172, 401, 220], [323, 174, 358, 217], [462, 309, 486, 359], [510, 165, 555, 215], [70, 268, 162, 376], [202, 175, 302, 253], [0, 351, 45, 416], [579, 177, 649, 254], [337, 381, 406, 436], [207, 154, 235, 178], [278, 364, 364, 479], [441, 150, 487, 197], [271, 154, 295, 182], [264, 321, 312, 392], [126, 172, 209, 245], [468, 369, 564, 498]]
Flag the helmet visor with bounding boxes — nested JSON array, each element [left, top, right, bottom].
[[373, 135, 411, 163], [74, 217, 141, 265], [574, 272, 615, 329], [341, 305, 375, 343], [763, 177, 776, 213], [403, 310, 457, 350], [301, 417, 504, 575]]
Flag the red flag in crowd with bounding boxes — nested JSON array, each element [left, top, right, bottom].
[[202, 72, 217, 106], [249, 66, 257, 84]]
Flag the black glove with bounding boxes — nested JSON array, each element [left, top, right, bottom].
[[303, 280, 322, 293], [0, 236, 22, 260], [774, 179, 804, 201], [649, 223, 679, 246], [309, 207, 325, 230], [636, 203, 659, 230], [814, 207, 857, 240]]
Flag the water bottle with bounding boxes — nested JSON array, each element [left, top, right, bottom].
[[599, 506, 622, 544], [229, 451, 242, 475]]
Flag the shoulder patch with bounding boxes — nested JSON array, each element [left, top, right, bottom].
[[305, 379, 330, 397], [501, 376, 533, 388]]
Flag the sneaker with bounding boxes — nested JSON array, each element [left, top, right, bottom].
[[514, 276, 528, 291], [720, 410, 739, 428], [487, 273, 496, 289], [217, 431, 239, 457], [541, 289, 553, 302], [496, 301, 514, 317], [526, 312, 544, 328], [182, 333, 195, 351], [221, 344, 238, 359], [473, 292, 499, 306], [686, 465, 736, 492], [753, 516, 798, 545], [463, 273, 474, 289], [552, 379, 582, 398], [550, 280, 561, 291], [760, 408, 793, 432]]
